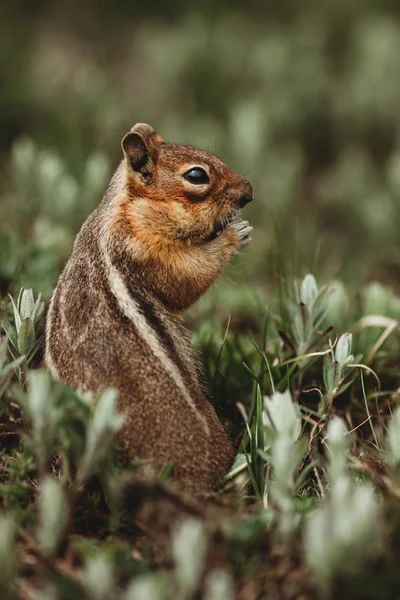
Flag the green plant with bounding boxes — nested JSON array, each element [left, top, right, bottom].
[[2, 288, 44, 369], [262, 389, 307, 535], [305, 417, 382, 593]]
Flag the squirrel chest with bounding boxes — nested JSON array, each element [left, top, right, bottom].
[[45, 123, 253, 493]]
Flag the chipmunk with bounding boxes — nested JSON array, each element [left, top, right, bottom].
[[45, 123, 253, 494]]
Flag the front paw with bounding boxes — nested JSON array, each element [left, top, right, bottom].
[[228, 220, 253, 247]]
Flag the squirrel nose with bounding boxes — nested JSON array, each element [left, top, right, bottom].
[[237, 181, 253, 207], [239, 194, 252, 208]]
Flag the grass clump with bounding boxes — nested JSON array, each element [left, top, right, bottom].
[[0, 272, 400, 599]]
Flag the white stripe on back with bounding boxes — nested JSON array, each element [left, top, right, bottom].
[[45, 292, 61, 380], [100, 232, 210, 440]]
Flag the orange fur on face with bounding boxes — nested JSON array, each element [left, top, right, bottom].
[[108, 132, 252, 311], [116, 142, 251, 251], [113, 195, 215, 251]]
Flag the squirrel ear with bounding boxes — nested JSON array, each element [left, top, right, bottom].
[[121, 123, 164, 175], [130, 123, 164, 148], [121, 132, 149, 172]]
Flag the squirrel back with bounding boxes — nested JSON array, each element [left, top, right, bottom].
[[45, 123, 253, 493]]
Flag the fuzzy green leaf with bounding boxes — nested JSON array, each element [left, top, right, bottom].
[[124, 575, 166, 600], [17, 317, 35, 356], [205, 569, 234, 600], [81, 388, 124, 479], [0, 514, 16, 587], [172, 519, 207, 594], [335, 333, 353, 366], [83, 554, 114, 600], [8, 294, 21, 333], [37, 476, 68, 557], [300, 274, 318, 308], [386, 406, 400, 469], [19, 289, 35, 320]]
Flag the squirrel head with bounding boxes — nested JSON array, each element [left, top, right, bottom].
[[117, 123, 252, 247]]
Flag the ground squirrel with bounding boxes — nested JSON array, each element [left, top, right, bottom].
[[45, 123, 253, 493]]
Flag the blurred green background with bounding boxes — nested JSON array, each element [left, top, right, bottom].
[[1, 0, 400, 300]]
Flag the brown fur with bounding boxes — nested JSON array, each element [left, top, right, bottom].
[[45, 123, 253, 494]]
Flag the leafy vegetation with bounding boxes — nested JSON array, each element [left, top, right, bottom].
[[1, 272, 400, 599], [2, 2, 400, 598]]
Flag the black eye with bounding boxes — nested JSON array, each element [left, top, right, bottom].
[[183, 167, 209, 185]]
